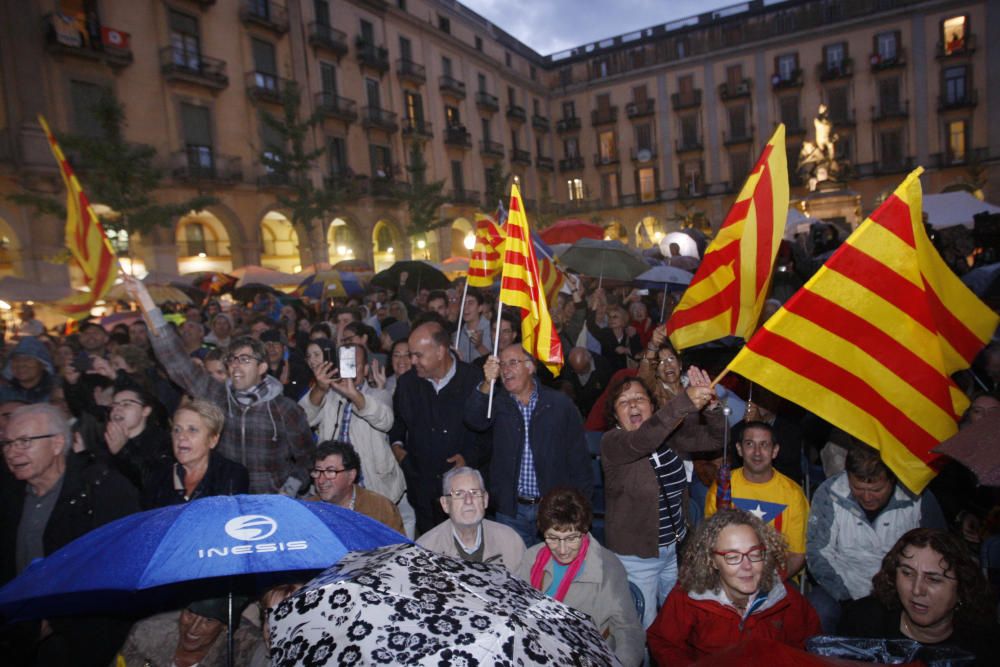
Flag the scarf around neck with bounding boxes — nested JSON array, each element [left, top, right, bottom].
[[530, 533, 590, 602]]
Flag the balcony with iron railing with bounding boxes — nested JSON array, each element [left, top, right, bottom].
[[771, 68, 803, 89], [314, 92, 357, 122], [401, 118, 433, 138], [938, 89, 978, 111], [361, 106, 398, 132], [817, 58, 853, 81], [444, 126, 472, 148], [723, 128, 754, 146], [557, 116, 582, 133], [177, 239, 231, 257], [675, 137, 703, 153], [671, 90, 702, 110], [308, 22, 348, 56], [171, 149, 242, 184], [475, 91, 499, 112], [450, 189, 480, 205], [396, 58, 426, 84], [631, 146, 658, 162], [594, 151, 620, 166], [159, 47, 228, 89], [239, 1, 289, 34], [439, 75, 466, 99], [928, 146, 988, 168], [43, 13, 133, 68], [626, 99, 655, 118], [532, 114, 550, 132], [870, 47, 907, 72], [356, 38, 389, 72], [936, 34, 976, 59], [719, 78, 752, 99], [591, 107, 618, 126], [506, 105, 527, 123], [872, 99, 909, 122], [511, 148, 531, 165], [480, 140, 504, 158], [559, 156, 585, 172], [245, 72, 290, 104], [535, 155, 554, 171]]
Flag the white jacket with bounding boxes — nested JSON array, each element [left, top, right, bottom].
[[806, 471, 945, 601], [299, 383, 406, 503]]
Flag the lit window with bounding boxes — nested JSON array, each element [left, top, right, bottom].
[[638, 168, 656, 202], [567, 178, 584, 201], [947, 120, 966, 163], [942, 16, 966, 55]]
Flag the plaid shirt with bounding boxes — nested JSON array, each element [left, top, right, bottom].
[[516, 386, 540, 498]]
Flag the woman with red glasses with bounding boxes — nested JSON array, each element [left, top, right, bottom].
[[647, 509, 820, 665]]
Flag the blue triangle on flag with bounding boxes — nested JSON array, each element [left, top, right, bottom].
[[731, 497, 787, 524]]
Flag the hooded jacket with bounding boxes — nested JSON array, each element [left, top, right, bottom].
[[147, 308, 314, 494], [647, 581, 821, 666], [2, 335, 55, 403]]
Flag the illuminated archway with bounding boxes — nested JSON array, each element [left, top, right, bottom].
[[372, 219, 402, 271], [603, 221, 628, 244], [175, 211, 234, 274], [327, 217, 362, 265], [0, 215, 19, 279], [259, 211, 301, 273], [635, 216, 664, 249], [449, 217, 474, 259]]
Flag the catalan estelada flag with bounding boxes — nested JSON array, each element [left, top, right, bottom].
[[38, 115, 119, 319], [498, 184, 563, 374], [726, 168, 998, 493], [468, 212, 505, 288], [667, 124, 789, 349]]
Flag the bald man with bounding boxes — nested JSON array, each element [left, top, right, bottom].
[[557, 347, 613, 417]]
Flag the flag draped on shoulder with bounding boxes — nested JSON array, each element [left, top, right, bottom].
[[38, 115, 119, 319], [468, 212, 506, 287], [726, 168, 998, 493], [667, 124, 789, 350], [498, 184, 563, 374]]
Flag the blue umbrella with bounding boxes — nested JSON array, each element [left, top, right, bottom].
[[634, 265, 694, 292], [0, 494, 408, 622]]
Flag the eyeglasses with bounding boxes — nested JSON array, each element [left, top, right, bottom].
[[448, 488, 485, 500], [1, 433, 57, 452], [310, 467, 348, 479], [614, 395, 651, 410], [713, 545, 766, 566], [499, 359, 529, 370], [225, 354, 261, 366], [544, 533, 583, 548], [111, 399, 144, 410], [650, 355, 678, 366]]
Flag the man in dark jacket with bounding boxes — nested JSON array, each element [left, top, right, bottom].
[[390, 320, 484, 535], [465, 343, 592, 546], [0, 403, 139, 666], [557, 347, 613, 417]]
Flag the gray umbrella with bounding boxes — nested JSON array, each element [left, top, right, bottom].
[[269, 543, 621, 666], [559, 238, 650, 284]]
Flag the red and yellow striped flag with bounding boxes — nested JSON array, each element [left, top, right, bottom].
[[38, 115, 119, 319], [498, 184, 563, 374], [538, 255, 565, 311], [667, 124, 789, 350], [468, 212, 506, 288], [726, 168, 998, 493]]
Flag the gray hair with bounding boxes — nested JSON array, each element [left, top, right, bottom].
[[10, 403, 72, 454], [442, 466, 485, 496]]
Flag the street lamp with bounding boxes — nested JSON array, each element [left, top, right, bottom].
[[463, 232, 475, 250]]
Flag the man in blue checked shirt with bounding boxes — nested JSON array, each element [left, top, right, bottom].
[[465, 343, 592, 546]]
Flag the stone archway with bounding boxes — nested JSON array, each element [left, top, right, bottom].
[[259, 210, 301, 273], [635, 216, 665, 250], [327, 216, 364, 267], [448, 217, 474, 259], [0, 213, 21, 279], [175, 210, 235, 274], [372, 218, 404, 271], [603, 220, 629, 244]]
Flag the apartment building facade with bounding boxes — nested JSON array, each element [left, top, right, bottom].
[[0, 0, 995, 285]]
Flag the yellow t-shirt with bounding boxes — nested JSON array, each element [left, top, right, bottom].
[[705, 468, 809, 553]]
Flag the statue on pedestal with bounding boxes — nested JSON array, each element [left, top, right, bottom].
[[797, 104, 848, 191]]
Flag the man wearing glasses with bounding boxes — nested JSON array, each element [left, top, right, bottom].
[[0, 403, 138, 665], [307, 441, 403, 534], [124, 276, 314, 495], [466, 343, 592, 546], [417, 467, 525, 572]]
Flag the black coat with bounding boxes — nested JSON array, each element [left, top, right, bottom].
[[465, 381, 593, 517], [556, 352, 613, 417], [389, 357, 485, 533], [141, 450, 249, 509], [0, 455, 140, 667]]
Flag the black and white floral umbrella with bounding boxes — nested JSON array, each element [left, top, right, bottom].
[[268, 543, 621, 666]]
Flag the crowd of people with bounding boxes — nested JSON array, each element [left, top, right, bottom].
[[0, 267, 998, 666]]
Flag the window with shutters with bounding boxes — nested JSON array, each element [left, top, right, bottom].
[[180, 103, 213, 173], [360, 20, 374, 44], [70, 80, 107, 138], [169, 10, 201, 70], [878, 77, 900, 115], [600, 172, 619, 206], [313, 0, 329, 26], [399, 36, 412, 62], [260, 111, 284, 173], [946, 120, 966, 163], [252, 39, 278, 91], [635, 123, 652, 151], [328, 137, 347, 176], [638, 167, 656, 202], [481, 117, 491, 142], [319, 62, 337, 100], [728, 105, 747, 139], [680, 115, 699, 149], [729, 150, 750, 187], [366, 78, 381, 108], [451, 160, 464, 191]]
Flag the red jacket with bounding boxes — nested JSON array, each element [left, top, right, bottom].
[[647, 581, 821, 666]]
